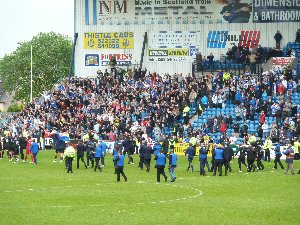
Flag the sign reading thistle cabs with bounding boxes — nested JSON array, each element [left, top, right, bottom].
[[84, 32, 134, 49]]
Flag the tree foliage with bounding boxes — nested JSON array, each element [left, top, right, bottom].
[[0, 32, 73, 102]]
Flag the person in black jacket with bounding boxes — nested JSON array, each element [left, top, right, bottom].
[[256, 145, 264, 170], [246, 145, 257, 172], [19, 134, 27, 162], [236, 145, 248, 172], [12, 136, 20, 163], [76, 140, 87, 169], [223, 144, 234, 176], [143, 143, 153, 172], [274, 31, 282, 49], [161, 135, 169, 156], [138, 141, 145, 170]]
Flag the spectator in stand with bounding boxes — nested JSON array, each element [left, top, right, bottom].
[[274, 31, 282, 49], [207, 53, 214, 72], [260, 111, 266, 125]]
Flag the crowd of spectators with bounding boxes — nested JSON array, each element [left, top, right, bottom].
[[0, 30, 299, 145]]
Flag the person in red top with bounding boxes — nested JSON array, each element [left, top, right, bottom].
[[24, 136, 34, 163], [277, 83, 285, 95], [220, 121, 227, 134], [259, 111, 266, 125]]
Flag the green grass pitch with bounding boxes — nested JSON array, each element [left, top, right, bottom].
[[0, 150, 299, 225]]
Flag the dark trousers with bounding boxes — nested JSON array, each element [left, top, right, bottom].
[[139, 156, 144, 169], [238, 157, 247, 171], [247, 159, 256, 172], [257, 159, 264, 170], [264, 149, 270, 162], [187, 156, 194, 171], [224, 160, 232, 175], [210, 157, 215, 172], [101, 156, 105, 166], [66, 157, 73, 172], [274, 155, 284, 169], [20, 149, 25, 160], [77, 155, 87, 168], [200, 158, 210, 175], [213, 159, 223, 176], [33, 153, 38, 164], [144, 158, 151, 172], [87, 154, 94, 167], [156, 166, 167, 182], [116, 167, 127, 181], [94, 157, 102, 172]]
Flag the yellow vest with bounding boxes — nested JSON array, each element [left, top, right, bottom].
[[183, 106, 190, 116], [64, 146, 76, 158], [294, 141, 300, 154], [264, 140, 272, 150], [83, 134, 89, 142]]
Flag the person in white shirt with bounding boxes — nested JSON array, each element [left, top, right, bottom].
[[262, 122, 269, 139]]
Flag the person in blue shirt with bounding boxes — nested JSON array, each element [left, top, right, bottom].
[[154, 150, 168, 182], [30, 139, 40, 165], [283, 144, 295, 175], [199, 143, 210, 176], [115, 151, 127, 182], [185, 143, 196, 172], [213, 144, 224, 176], [94, 142, 103, 172], [168, 149, 178, 182], [113, 140, 122, 174], [100, 141, 108, 167], [274, 143, 284, 170]]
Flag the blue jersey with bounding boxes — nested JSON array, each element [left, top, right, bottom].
[[156, 153, 166, 166], [95, 146, 103, 158], [169, 153, 178, 166], [117, 155, 126, 167], [200, 147, 207, 159], [153, 143, 162, 155], [100, 142, 108, 156], [215, 148, 224, 160]]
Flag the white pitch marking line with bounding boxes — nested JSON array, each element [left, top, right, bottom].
[[151, 202, 157, 204], [160, 201, 166, 203], [27, 189, 34, 191], [16, 190, 21, 192], [5, 191, 11, 193], [53, 206, 71, 208]]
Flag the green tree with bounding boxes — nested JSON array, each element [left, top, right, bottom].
[[0, 32, 73, 102]]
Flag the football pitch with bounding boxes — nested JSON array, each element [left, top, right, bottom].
[[0, 151, 299, 225]]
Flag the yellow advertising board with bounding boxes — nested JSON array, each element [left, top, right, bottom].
[[174, 143, 212, 157], [84, 32, 134, 49]]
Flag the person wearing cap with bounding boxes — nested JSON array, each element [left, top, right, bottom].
[[64, 143, 76, 173], [283, 144, 295, 175], [154, 150, 168, 182], [185, 143, 196, 172], [115, 150, 127, 182], [168, 149, 178, 182]]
